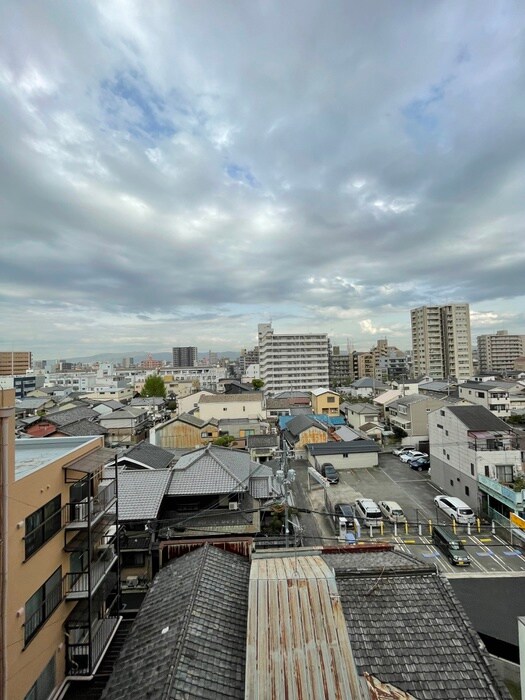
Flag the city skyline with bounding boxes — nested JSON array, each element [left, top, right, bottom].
[[2, 2, 525, 357]]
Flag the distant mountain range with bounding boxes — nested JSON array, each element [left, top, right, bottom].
[[45, 350, 240, 364]]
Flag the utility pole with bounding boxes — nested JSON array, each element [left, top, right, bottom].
[[275, 441, 296, 548]]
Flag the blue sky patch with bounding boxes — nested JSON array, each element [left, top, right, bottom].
[[101, 70, 176, 141], [225, 162, 258, 187]]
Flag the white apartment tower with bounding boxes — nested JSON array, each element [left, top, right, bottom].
[[411, 304, 473, 380], [258, 323, 330, 395], [477, 330, 525, 374]]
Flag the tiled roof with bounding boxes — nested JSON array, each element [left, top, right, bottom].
[[46, 405, 99, 426], [117, 470, 171, 520], [101, 545, 250, 700], [120, 441, 174, 470], [176, 412, 218, 428], [351, 378, 389, 389], [59, 420, 107, 436], [307, 440, 381, 455], [446, 405, 514, 432], [284, 414, 328, 438], [336, 567, 511, 699], [345, 402, 380, 414], [246, 435, 279, 448], [199, 392, 263, 403], [168, 445, 254, 496]]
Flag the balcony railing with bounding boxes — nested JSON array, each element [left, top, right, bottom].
[[478, 475, 524, 509], [64, 479, 116, 529], [63, 546, 118, 600], [67, 613, 121, 676]]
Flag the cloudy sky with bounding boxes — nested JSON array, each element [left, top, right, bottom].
[[2, 1, 525, 360]]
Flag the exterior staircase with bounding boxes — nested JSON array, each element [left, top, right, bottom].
[[62, 620, 133, 700]]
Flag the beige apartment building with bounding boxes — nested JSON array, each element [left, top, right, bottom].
[[411, 304, 472, 380], [0, 388, 119, 700], [0, 351, 32, 376], [477, 330, 525, 374], [258, 323, 330, 395]]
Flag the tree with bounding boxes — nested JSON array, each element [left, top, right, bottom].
[[212, 434, 235, 447], [141, 375, 166, 398], [252, 378, 264, 390]]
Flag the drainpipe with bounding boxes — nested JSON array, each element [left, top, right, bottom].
[[0, 389, 15, 700]]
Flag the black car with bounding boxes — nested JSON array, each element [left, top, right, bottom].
[[321, 463, 340, 484], [409, 457, 430, 471]]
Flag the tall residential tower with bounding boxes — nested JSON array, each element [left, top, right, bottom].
[[411, 304, 472, 380], [258, 323, 330, 395], [477, 330, 525, 374]]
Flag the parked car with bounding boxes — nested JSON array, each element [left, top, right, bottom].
[[434, 496, 476, 524], [392, 445, 416, 456], [399, 450, 427, 463], [432, 525, 471, 566], [321, 463, 340, 484], [378, 500, 406, 523], [354, 498, 383, 527], [409, 457, 430, 471]]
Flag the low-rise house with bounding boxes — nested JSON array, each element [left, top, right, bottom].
[[428, 404, 523, 517], [387, 394, 459, 445], [175, 389, 214, 415], [15, 396, 57, 417], [150, 412, 219, 449], [197, 392, 264, 421], [246, 434, 280, 463], [458, 381, 512, 418], [265, 394, 313, 420], [340, 401, 381, 428], [98, 406, 149, 446], [306, 439, 381, 470], [218, 417, 269, 439], [347, 377, 389, 399], [310, 387, 340, 416], [116, 441, 175, 470], [281, 415, 329, 458]]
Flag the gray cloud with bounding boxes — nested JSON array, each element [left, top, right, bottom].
[[1, 1, 524, 357]]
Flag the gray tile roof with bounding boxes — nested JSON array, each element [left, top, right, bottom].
[[117, 470, 171, 520], [351, 378, 389, 390], [15, 398, 52, 410], [168, 445, 255, 496], [101, 545, 250, 700], [307, 440, 381, 455], [246, 435, 279, 448], [345, 402, 380, 414], [336, 566, 511, 699], [120, 441, 174, 470], [176, 412, 218, 428], [446, 405, 514, 432], [284, 414, 328, 438], [199, 392, 263, 403], [46, 405, 99, 426], [59, 420, 108, 437]]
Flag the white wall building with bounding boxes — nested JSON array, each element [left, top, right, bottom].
[[258, 323, 329, 396], [458, 381, 512, 418], [477, 330, 525, 374]]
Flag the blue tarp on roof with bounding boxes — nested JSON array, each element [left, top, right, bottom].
[[278, 414, 345, 430]]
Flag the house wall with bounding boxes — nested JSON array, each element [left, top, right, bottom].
[[154, 420, 218, 449], [345, 408, 378, 428], [198, 397, 264, 422], [308, 451, 378, 471], [311, 392, 340, 416], [428, 407, 522, 513]]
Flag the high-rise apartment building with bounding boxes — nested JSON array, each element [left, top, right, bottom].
[[172, 346, 198, 367], [258, 323, 329, 395], [411, 304, 473, 380], [477, 330, 525, 374], [0, 350, 32, 375]]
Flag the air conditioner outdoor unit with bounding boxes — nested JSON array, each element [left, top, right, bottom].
[[126, 576, 139, 587], [229, 502, 239, 511]]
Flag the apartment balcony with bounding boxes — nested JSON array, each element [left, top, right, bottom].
[[64, 479, 116, 530], [63, 545, 118, 600], [478, 475, 524, 510]]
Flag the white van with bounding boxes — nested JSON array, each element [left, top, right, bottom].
[[434, 496, 475, 524], [355, 498, 383, 527]]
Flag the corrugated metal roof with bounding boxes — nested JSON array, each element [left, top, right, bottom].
[[245, 555, 365, 700]]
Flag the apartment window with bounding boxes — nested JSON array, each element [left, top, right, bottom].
[[25, 496, 62, 559], [327, 396, 335, 403], [450, 480, 454, 487], [24, 655, 55, 700], [437, 424, 443, 429], [485, 465, 490, 477], [447, 454, 450, 460], [496, 464, 514, 484], [24, 567, 62, 645], [470, 463, 475, 476], [445, 430, 449, 436], [465, 486, 470, 497], [443, 449, 446, 456], [440, 410, 445, 417]]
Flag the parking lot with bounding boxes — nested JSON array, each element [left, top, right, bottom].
[[292, 452, 525, 576]]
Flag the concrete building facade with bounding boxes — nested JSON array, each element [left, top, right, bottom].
[[0, 351, 32, 376], [172, 346, 197, 367], [258, 323, 330, 396], [477, 330, 525, 374], [411, 304, 473, 380]]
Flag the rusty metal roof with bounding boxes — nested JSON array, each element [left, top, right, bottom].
[[245, 554, 366, 700]]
